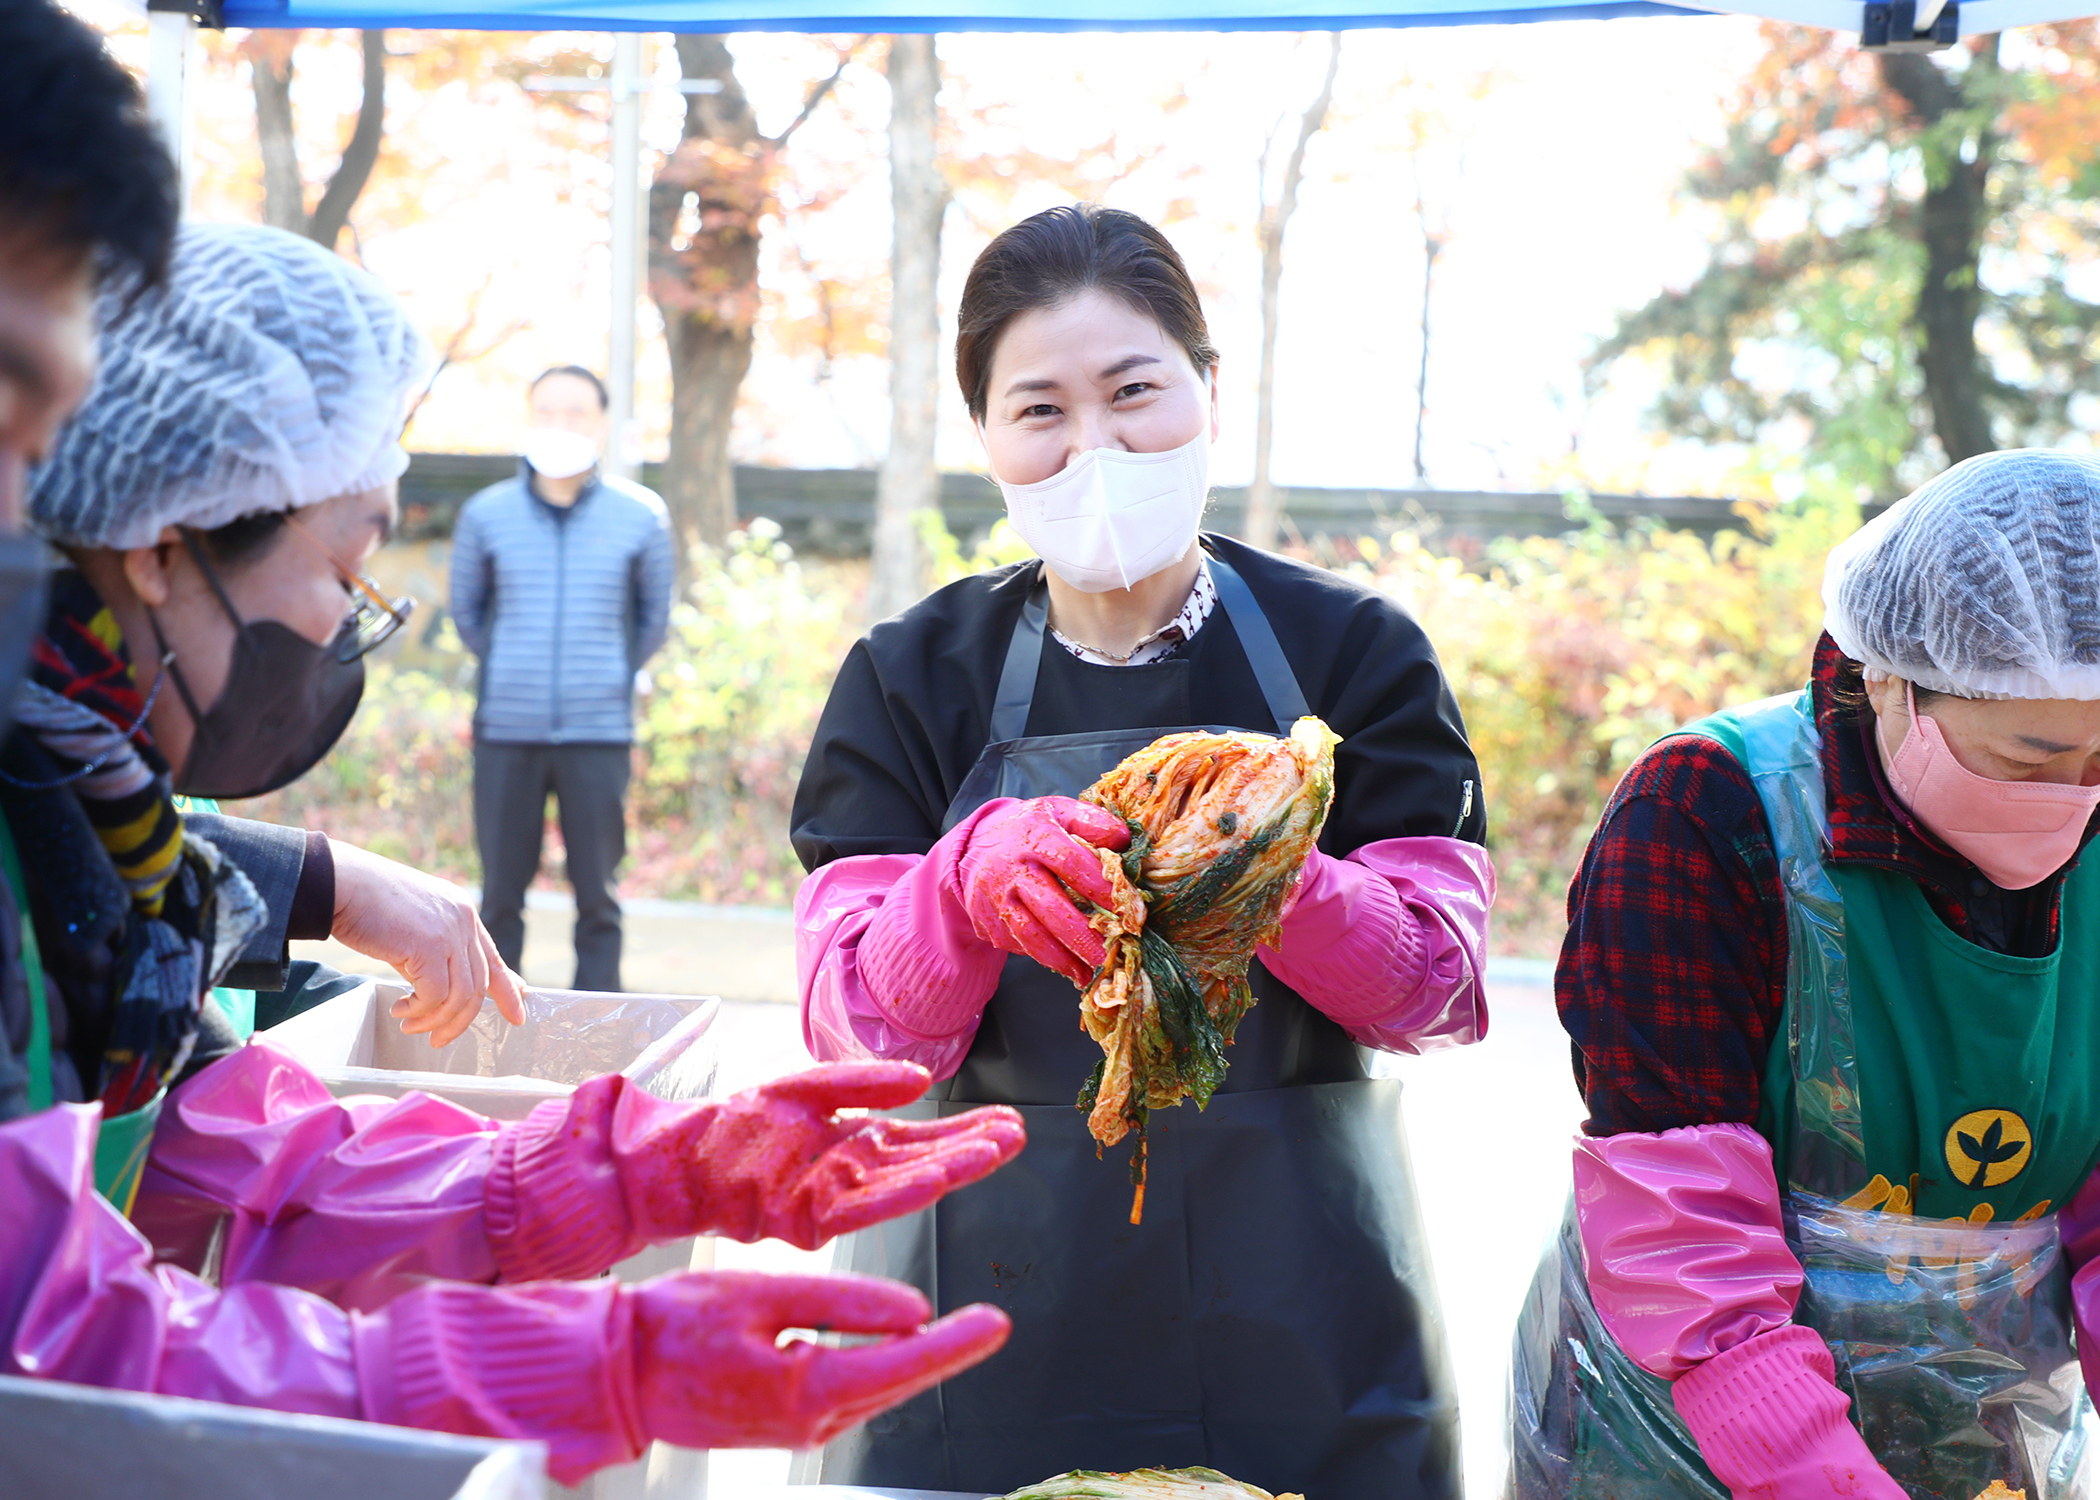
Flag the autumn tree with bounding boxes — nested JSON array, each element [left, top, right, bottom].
[[1243, 34, 1341, 551], [238, 29, 387, 250], [648, 35, 858, 556], [1593, 23, 2100, 498]]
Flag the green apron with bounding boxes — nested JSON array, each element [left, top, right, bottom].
[[1510, 690, 2100, 1500], [3, 812, 163, 1216]]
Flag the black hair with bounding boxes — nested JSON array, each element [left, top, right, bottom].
[[196, 512, 290, 571], [956, 204, 1218, 422], [1831, 654, 1948, 720], [0, 0, 179, 291], [531, 364, 611, 410]]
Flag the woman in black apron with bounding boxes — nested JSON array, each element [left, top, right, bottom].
[[791, 203, 1497, 1499]]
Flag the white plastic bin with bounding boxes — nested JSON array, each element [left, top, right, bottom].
[[0, 1372, 545, 1500]]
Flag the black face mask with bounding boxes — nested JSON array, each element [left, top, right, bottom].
[[152, 533, 365, 801], [0, 536, 53, 747]]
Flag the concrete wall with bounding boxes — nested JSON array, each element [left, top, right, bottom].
[[401, 452, 1782, 556]]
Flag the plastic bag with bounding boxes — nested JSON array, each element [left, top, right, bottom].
[[1792, 1193, 2092, 1500], [1506, 1195, 2095, 1500]]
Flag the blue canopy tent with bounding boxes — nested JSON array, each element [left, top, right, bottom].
[[150, 0, 2092, 38]]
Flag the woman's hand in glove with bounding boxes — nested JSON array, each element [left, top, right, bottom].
[[490, 1060, 1028, 1279], [628, 1061, 1026, 1250], [361, 1270, 1011, 1481], [636, 1271, 1011, 1452], [951, 796, 1131, 985]]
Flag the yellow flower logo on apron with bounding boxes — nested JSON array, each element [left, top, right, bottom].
[[1945, 1108, 2034, 1190]]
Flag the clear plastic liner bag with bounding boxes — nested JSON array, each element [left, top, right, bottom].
[[1506, 1196, 2094, 1500], [1791, 1192, 2094, 1500], [1507, 1202, 1728, 1500]]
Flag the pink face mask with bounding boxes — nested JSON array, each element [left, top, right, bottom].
[[1881, 681, 2100, 890]]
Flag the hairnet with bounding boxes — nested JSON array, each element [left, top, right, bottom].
[[29, 221, 428, 550], [1823, 449, 2100, 701]]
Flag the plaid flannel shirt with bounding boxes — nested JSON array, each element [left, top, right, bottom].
[[1559, 633, 2091, 1137]]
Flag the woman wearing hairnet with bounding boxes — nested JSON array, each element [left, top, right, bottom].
[[1508, 450, 2100, 1500], [2, 214, 1023, 1481]]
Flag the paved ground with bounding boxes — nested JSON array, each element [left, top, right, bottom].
[[295, 889, 802, 1003], [295, 896, 1584, 1499]]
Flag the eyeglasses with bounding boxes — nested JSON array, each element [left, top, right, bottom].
[[282, 515, 417, 662]]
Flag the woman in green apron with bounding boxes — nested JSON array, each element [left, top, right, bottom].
[[1509, 450, 2100, 1500], [791, 203, 1498, 1499], [1, 191, 1019, 1477]]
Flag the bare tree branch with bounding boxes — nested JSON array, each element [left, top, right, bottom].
[[772, 38, 866, 148], [401, 271, 529, 436], [307, 30, 388, 251], [248, 34, 306, 232]]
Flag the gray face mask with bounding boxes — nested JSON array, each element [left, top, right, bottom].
[[0, 536, 53, 746], [151, 531, 364, 801]]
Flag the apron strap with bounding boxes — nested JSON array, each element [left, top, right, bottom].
[[987, 552, 1312, 744], [0, 812, 55, 1112], [1207, 553, 1310, 735], [988, 567, 1049, 746]]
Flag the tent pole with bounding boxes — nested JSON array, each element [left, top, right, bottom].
[[608, 33, 643, 482], [146, 11, 198, 214]]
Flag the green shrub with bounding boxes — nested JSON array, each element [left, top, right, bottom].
[[1334, 495, 1855, 956], [245, 504, 1859, 954], [628, 520, 859, 903], [243, 521, 861, 906]]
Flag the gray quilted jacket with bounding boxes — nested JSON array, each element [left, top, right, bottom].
[[448, 467, 676, 744]]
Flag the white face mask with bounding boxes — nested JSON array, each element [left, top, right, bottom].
[[522, 426, 600, 480], [991, 428, 1211, 593]]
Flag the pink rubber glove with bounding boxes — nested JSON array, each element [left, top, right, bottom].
[[797, 851, 989, 1077], [953, 796, 1132, 986], [635, 1271, 1010, 1450], [2, 1105, 1005, 1485], [489, 1060, 1026, 1282], [362, 1270, 1010, 1482], [1573, 1122, 1801, 1378], [1673, 1325, 1905, 1500], [1575, 1124, 1902, 1500], [1259, 837, 1495, 1053], [2058, 1164, 2100, 1396]]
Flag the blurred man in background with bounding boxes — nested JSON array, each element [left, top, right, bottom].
[[450, 366, 675, 993]]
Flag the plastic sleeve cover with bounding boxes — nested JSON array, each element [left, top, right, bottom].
[[1259, 837, 1495, 1053], [1573, 1121, 1802, 1380], [795, 808, 1016, 1079], [2060, 1163, 2100, 1395], [130, 1041, 505, 1313], [1672, 1324, 1905, 1500], [355, 1277, 644, 1485], [0, 1102, 362, 1417]]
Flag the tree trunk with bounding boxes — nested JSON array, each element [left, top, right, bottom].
[[249, 33, 306, 232], [649, 36, 770, 556], [664, 316, 754, 561], [307, 31, 387, 252], [1241, 33, 1340, 552], [1880, 45, 1998, 465], [245, 29, 386, 250], [868, 35, 948, 626]]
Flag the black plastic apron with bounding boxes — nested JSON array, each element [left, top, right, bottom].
[[813, 554, 1461, 1500]]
